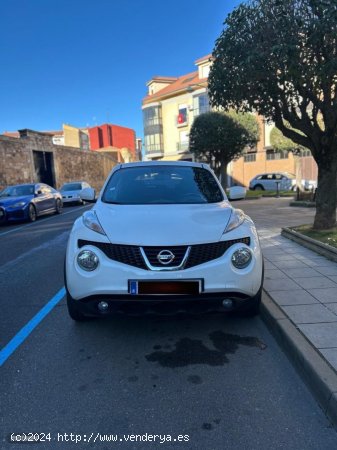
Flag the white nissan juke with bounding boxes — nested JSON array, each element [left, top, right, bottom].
[[65, 161, 264, 321]]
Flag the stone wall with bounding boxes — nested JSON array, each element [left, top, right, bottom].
[[0, 129, 117, 192]]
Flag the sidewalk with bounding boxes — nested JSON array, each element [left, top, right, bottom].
[[259, 227, 337, 426]]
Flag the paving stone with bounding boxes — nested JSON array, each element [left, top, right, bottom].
[[268, 289, 319, 306], [308, 288, 337, 303], [264, 269, 289, 280], [325, 303, 337, 314], [283, 304, 337, 324], [319, 348, 337, 371], [272, 260, 309, 269], [301, 258, 337, 267], [299, 323, 337, 348], [264, 260, 276, 269], [285, 268, 320, 278], [264, 278, 300, 291], [265, 254, 297, 262], [315, 266, 337, 276], [328, 276, 337, 284], [292, 277, 337, 289]]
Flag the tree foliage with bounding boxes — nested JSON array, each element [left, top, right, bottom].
[[209, 0, 337, 229], [189, 111, 259, 187], [270, 126, 307, 153]]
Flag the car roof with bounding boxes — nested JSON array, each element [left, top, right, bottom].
[[119, 161, 205, 169]]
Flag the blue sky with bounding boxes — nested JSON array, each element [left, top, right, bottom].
[[0, 0, 241, 139]]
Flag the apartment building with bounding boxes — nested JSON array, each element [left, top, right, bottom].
[[142, 54, 318, 187]]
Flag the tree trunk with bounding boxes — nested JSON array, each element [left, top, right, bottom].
[[219, 161, 228, 190], [313, 161, 337, 230]]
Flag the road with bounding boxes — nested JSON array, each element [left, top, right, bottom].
[[0, 199, 336, 449]]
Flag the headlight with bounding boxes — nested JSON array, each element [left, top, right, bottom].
[[77, 250, 99, 271], [224, 209, 245, 233], [82, 211, 105, 235], [12, 201, 27, 208], [231, 247, 252, 269]]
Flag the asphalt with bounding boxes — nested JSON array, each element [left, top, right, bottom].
[[1, 199, 337, 449]]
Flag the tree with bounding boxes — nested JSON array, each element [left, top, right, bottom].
[[189, 111, 259, 189], [209, 0, 337, 229]]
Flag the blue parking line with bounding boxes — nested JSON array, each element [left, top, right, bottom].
[[0, 287, 66, 367]]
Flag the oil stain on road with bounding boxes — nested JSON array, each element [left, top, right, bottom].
[[145, 330, 267, 368]]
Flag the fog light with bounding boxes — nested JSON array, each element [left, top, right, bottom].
[[77, 250, 99, 271], [222, 299, 233, 309], [231, 247, 252, 269], [98, 301, 109, 312]]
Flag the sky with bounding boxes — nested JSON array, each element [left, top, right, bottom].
[[0, 0, 241, 140]]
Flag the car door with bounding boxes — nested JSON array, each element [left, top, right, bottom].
[[33, 184, 49, 214], [41, 185, 56, 211], [264, 174, 275, 190]]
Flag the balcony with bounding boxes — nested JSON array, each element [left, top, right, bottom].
[[176, 142, 190, 154], [145, 146, 164, 158]]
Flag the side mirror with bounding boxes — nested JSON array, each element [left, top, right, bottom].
[[80, 187, 96, 203], [228, 186, 246, 200]]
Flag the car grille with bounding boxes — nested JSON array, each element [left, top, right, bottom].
[[185, 238, 250, 269], [78, 240, 146, 269], [142, 246, 188, 268], [78, 237, 251, 271]]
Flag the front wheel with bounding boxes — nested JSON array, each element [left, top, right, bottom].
[[55, 199, 62, 214], [239, 290, 262, 317], [253, 184, 264, 191], [66, 292, 88, 322], [28, 204, 37, 222]]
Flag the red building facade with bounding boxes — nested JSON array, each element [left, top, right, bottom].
[[88, 124, 136, 157]]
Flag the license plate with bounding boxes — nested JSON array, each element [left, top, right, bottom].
[[129, 280, 202, 295]]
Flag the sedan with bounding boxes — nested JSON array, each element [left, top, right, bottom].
[[65, 161, 264, 321], [0, 183, 62, 223], [60, 181, 91, 205]]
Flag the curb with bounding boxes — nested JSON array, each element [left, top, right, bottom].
[[289, 201, 316, 208], [261, 292, 337, 428], [281, 227, 337, 263]]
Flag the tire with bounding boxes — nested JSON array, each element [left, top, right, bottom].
[[28, 204, 37, 222], [238, 258, 264, 317], [253, 184, 264, 191], [64, 258, 89, 321], [66, 292, 88, 322], [55, 199, 62, 214], [238, 288, 262, 317]]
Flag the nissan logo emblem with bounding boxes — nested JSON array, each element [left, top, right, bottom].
[[157, 250, 175, 265]]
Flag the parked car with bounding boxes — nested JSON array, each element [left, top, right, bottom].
[[249, 172, 317, 191], [60, 181, 91, 205], [0, 183, 62, 223], [65, 161, 264, 321]]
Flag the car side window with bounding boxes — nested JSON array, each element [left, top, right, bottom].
[[274, 174, 282, 180], [266, 174, 273, 180], [256, 175, 263, 180], [261, 175, 268, 180]]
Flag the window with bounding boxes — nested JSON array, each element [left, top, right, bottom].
[[300, 149, 311, 157], [144, 133, 163, 154], [177, 104, 188, 126], [143, 106, 162, 127], [244, 153, 256, 162], [193, 93, 210, 116], [102, 166, 224, 205], [266, 150, 289, 160]]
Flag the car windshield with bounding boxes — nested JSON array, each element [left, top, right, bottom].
[[61, 183, 82, 191], [0, 185, 35, 197], [102, 166, 224, 205]]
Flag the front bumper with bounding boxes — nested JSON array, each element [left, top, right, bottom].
[[0, 206, 28, 223], [65, 220, 264, 306]]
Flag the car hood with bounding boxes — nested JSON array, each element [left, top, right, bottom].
[[94, 201, 233, 246], [0, 195, 33, 207]]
